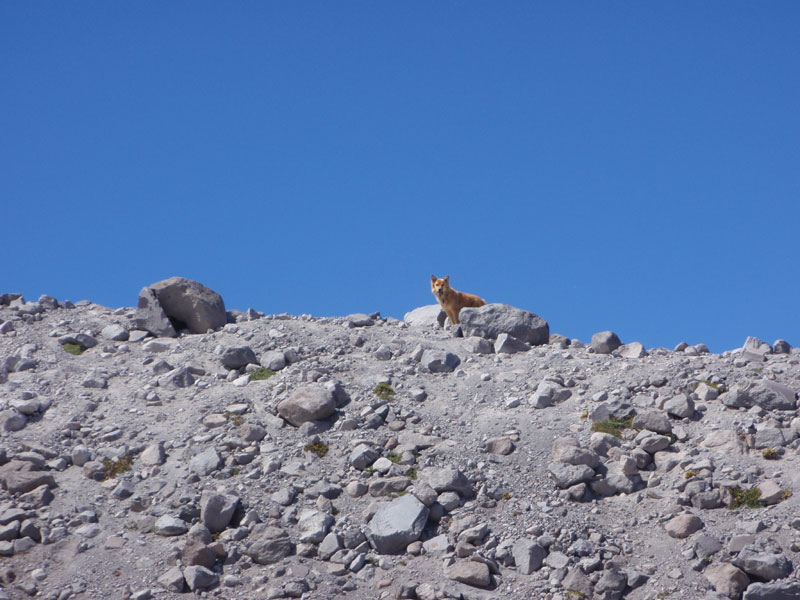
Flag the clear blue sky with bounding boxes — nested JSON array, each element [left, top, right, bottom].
[[2, 3, 798, 353]]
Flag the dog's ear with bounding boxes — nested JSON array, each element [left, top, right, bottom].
[[431, 275, 437, 283], [444, 276, 450, 284]]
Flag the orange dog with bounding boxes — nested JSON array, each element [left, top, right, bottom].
[[430, 275, 486, 325]]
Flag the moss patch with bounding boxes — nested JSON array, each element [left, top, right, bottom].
[[63, 343, 87, 355], [304, 440, 329, 458], [102, 455, 133, 480], [250, 367, 276, 381], [590, 415, 634, 438], [374, 382, 395, 401], [728, 486, 762, 509]]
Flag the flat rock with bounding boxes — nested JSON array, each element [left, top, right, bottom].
[[732, 546, 793, 581], [664, 514, 704, 539], [459, 303, 549, 345], [704, 563, 749, 598], [404, 305, 445, 328], [246, 525, 295, 565], [512, 538, 546, 574], [444, 560, 491, 588], [364, 494, 429, 554], [277, 385, 336, 426], [420, 349, 460, 373]]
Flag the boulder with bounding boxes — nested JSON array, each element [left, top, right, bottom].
[[750, 381, 796, 411], [420, 349, 460, 373], [458, 303, 549, 345], [137, 277, 226, 335], [743, 581, 800, 600], [664, 514, 703, 539], [591, 331, 622, 354], [444, 561, 491, 587], [246, 525, 295, 564], [420, 467, 474, 498], [404, 305, 446, 328], [277, 386, 336, 426], [221, 346, 257, 370], [364, 494, 429, 554], [704, 563, 749, 599], [732, 546, 793, 581], [200, 492, 239, 533], [133, 287, 176, 337], [512, 538, 546, 574], [619, 342, 648, 358], [494, 333, 531, 354]]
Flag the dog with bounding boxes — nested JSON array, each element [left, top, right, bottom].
[[430, 275, 486, 325]]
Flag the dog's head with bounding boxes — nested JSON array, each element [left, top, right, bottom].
[[430, 275, 450, 299]]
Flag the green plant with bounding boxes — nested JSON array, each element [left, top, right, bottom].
[[502, 492, 512, 500], [373, 382, 395, 401], [225, 412, 245, 426], [102, 455, 133, 480], [387, 452, 401, 464], [781, 489, 792, 501], [304, 440, 329, 458], [684, 469, 700, 479], [696, 379, 721, 390], [407, 468, 417, 480], [331, 507, 339, 516], [364, 466, 375, 475], [590, 415, 634, 438], [566, 590, 586, 599], [124, 521, 138, 530], [761, 448, 780, 460], [753, 368, 763, 374], [232, 468, 240, 476], [63, 343, 86, 355], [728, 486, 762, 509], [250, 367, 276, 381]]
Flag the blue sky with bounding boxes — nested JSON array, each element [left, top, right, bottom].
[[2, 3, 799, 353]]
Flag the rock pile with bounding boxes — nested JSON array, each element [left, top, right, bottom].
[[0, 286, 798, 600]]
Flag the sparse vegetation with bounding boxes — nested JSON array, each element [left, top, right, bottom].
[[781, 489, 792, 501], [250, 367, 276, 381], [407, 468, 417, 480], [387, 452, 401, 464], [591, 415, 634, 438], [762, 448, 781, 460], [226, 413, 245, 426], [304, 440, 329, 458], [696, 379, 721, 390], [502, 492, 512, 500], [728, 486, 762, 509], [63, 343, 87, 355], [374, 382, 395, 401], [102, 455, 133, 480], [684, 469, 701, 479]]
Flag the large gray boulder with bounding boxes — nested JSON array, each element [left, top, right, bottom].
[[750, 380, 796, 411], [277, 386, 336, 426], [221, 346, 257, 370], [133, 288, 176, 337], [591, 331, 622, 354], [743, 581, 800, 600], [732, 545, 793, 581], [420, 349, 461, 373], [136, 277, 226, 336], [364, 494, 429, 554], [404, 305, 446, 328], [512, 538, 547, 574], [458, 303, 549, 346], [246, 525, 295, 565], [200, 492, 239, 533]]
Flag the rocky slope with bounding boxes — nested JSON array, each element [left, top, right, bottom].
[[1, 286, 799, 600]]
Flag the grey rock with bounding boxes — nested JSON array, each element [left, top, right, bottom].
[[420, 349, 461, 373], [221, 346, 257, 370], [548, 462, 594, 489], [58, 333, 98, 348], [721, 386, 753, 409], [594, 568, 627, 600], [317, 532, 342, 560], [750, 380, 796, 411], [664, 394, 695, 419], [562, 567, 594, 598], [154, 515, 188, 536], [743, 336, 772, 355], [743, 581, 800, 600], [200, 492, 239, 533], [512, 538, 546, 574], [298, 509, 334, 543], [632, 411, 672, 434], [148, 277, 227, 334], [191, 447, 222, 476], [420, 467, 474, 498], [100, 324, 129, 341], [552, 438, 600, 468], [350, 445, 379, 470], [772, 339, 792, 354], [277, 385, 336, 426], [591, 331, 622, 354], [444, 560, 491, 588], [702, 429, 748, 455], [246, 525, 295, 564], [664, 514, 704, 539], [260, 350, 286, 371], [639, 435, 671, 454], [133, 287, 176, 337], [619, 341, 648, 358], [157, 567, 186, 593], [465, 336, 494, 354], [140, 442, 166, 466], [404, 305, 445, 328], [4, 471, 56, 494], [459, 303, 549, 345], [753, 428, 787, 449], [494, 333, 530, 354], [484, 437, 515, 455], [694, 533, 723, 559], [183, 565, 219, 591], [1, 410, 27, 432], [364, 494, 429, 554], [590, 432, 622, 457], [732, 546, 792, 581], [530, 380, 572, 409], [705, 563, 749, 599], [347, 313, 374, 326]]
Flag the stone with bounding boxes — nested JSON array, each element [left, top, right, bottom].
[[200, 492, 239, 533], [721, 386, 753, 409], [702, 429, 748, 455], [664, 394, 695, 419], [562, 567, 594, 598], [772, 339, 792, 354], [4, 471, 56, 495], [530, 380, 572, 409], [260, 351, 286, 371], [317, 532, 342, 560], [191, 447, 222, 476], [404, 305, 446, 328], [756, 480, 784, 505], [750, 381, 796, 411], [158, 567, 186, 593], [619, 342, 648, 358], [420, 467, 474, 498], [484, 437, 515, 455], [349, 445, 379, 470], [732, 546, 792, 581], [147, 277, 226, 334], [277, 386, 336, 426], [743, 581, 800, 600], [444, 560, 491, 588], [552, 438, 600, 468], [140, 442, 166, 466], [639, 435, 671, 454], [1, 411, 26, 432], [632, 411, 672, 434], [298, 509, 334, 543], [465, 336, 494, 354], [182, 539, 217, 568], [494, 333, 530, 354], [154, 515, 188, 536], [100, 324, 129, 341], [221, 346, 257, 370], [743, 336, 772, 355], [512, 538, 546, 574], [364, 494, 429, 554], [694, 533, 723, 559], [420, 349, 461, 373], [183, 565, 219, 591], [591, 331, 622, 354], [548, 462, 594, 489], [705, 563, 749, 599], [664, 514, 704, 539], [133, 288, 176, 337], [459, 303, 549, 345], [594, 567, 627, 600], [246, 525, 295, 565], [347, 313, 374, 327]]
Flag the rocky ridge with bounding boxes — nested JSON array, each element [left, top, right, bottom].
[[0, 283, 799, 600]]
